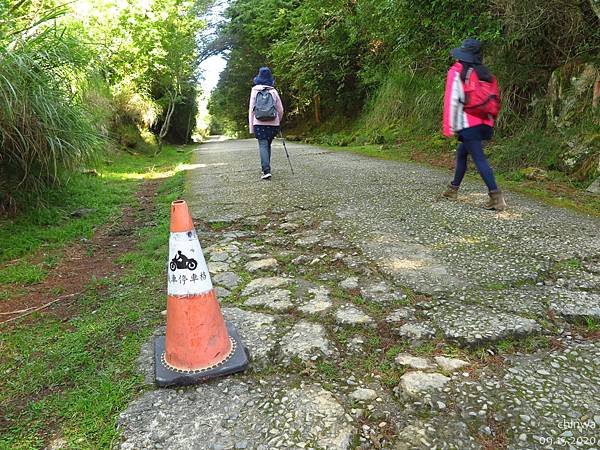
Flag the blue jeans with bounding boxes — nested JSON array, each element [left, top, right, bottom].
[[451, 125, 498, 191], [258, 139, 272, 174]]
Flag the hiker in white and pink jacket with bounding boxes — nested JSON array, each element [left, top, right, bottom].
[[441, 39, 507, 211], [249, 67, 284, 180]]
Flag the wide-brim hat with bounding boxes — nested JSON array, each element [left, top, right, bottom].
[[253, 67, 275, 86], [451, 38, 482, 64]]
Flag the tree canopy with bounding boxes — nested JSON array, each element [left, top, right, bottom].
[[209, 0, 600, 135], [0, 0, 211, 212]]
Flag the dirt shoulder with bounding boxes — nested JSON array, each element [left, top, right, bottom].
[[0, 180, 160, 326]]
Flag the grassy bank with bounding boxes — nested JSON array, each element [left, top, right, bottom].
[[0, 147, 192, 448]]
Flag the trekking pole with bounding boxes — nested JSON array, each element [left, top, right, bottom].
[[279, 130, 295, 175]]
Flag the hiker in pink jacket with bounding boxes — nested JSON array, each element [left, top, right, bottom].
[[441, 39, 506, 211], [249, 67, 284, 180]]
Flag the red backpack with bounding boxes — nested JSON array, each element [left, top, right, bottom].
[[462, 68, 501, 120]]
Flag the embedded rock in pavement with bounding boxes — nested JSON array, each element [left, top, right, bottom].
[[428, 302, 541, 345], [247, 252, 266, 260], [552, 268, 600, 291], [434, 356, 469, 372], [298, 286, 333, 314], [205, 242, 240, 257], [222, 307, 278, 364], [347, 336, 365, 352], [360, 280, 404, 303], [245, 258, 278, 273], [395, 420, 479, 450], [215, 286, 231, 298], [549, 291, 600, 321], [440, 288, 552, 318], [399, 372, 450, 396], [210, 251, 229, 262], [213, 271, 242, 290], [342, 255, 365, 271], [395, 354, 436, 370], [280, 384, 354, 448], [280, 321, 332, 361], [340, 277, 359, 290], [397, 322, 436, 340], [349, 388, 377, 402], [242, 276, 291, 296], [279, 222, 300, 231], [294, 231, 322, 247], [322, 238, 349, 249], [208, 261, 229, 274], [117, 378, 353, 450], [335, 305, 374, 326], [385, 308, 415, 323], [244, 289, 294, 311]]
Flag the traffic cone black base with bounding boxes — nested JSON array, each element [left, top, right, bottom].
[[154, 321, 249, 387]]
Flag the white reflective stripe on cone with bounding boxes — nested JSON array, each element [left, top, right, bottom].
[[167, 231, 212, 296]]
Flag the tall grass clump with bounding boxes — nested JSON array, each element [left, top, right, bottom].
[[361, 67, 444, 140], [0, 12, 103, 214]]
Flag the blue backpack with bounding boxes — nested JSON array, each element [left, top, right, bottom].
[[254, 88, 277, 120]]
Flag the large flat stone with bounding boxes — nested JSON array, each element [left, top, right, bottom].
[[245, 289, 294, 311], [434, 356, 469, 372], [550, 291, 600, 321], [395, 354, 436, 370], [397, 322, 436, 340], [241, 276, 291, 296], [280, 321, 332, 361], [298, 286, 332, 314], [213, 271, 242, 290], [428, 302, 541, 346], [245, 258, 278, 273], [335, 305, 374, 326], [399, 371, 450, 396]]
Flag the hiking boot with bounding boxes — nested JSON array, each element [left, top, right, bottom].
[[441, 183, 459, 200], [261, 172, 272, 180], [484, 189, 507, 211]]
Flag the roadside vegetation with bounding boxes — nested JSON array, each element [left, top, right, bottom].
[[0, 0, 206, 214], [209, 0, 600, 196], [0, 147, 191, 448]]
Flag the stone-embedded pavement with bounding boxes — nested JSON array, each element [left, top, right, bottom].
[[118, 138, 600, 449]]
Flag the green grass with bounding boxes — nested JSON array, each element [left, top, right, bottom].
[[488, 335, 552, 355], [0, 148, 191, 448], [208, 221, 230, 231], [0, 145, 192, 282], [551, 258, 583, 273], [0, 264, 47, 286], [584, 317, 599, 332]]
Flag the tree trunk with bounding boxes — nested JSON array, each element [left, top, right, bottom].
[[314, 95, 321, 125], [157, 95, 176, 155]]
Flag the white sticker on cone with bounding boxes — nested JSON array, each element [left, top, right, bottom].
[[167, 230, 212, 296]]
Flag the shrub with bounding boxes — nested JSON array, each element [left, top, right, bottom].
[[0, 29, 103, 213]]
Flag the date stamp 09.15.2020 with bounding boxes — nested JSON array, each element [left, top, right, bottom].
[[536, 418, 598, 447]]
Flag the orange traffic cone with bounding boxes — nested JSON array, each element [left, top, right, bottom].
[[154, 200, 248, 387]]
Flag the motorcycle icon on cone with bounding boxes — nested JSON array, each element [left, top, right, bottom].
[[170, 250, 198, 271]]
